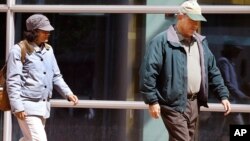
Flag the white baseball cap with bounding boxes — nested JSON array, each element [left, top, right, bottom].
[[179, 0, 207, 22]]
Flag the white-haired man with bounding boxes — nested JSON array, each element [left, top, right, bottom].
[[139, 1, 231, 141]]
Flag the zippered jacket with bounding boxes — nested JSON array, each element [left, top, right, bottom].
[[139, 25, 229, 113]]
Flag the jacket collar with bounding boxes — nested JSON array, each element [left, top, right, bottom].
[[166, 25, 206, 47], [19, 40, 51, 55]]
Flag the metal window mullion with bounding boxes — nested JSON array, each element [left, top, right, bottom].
[[10, 5, 250, 14], [3, 111, 12, 141], [0, 5, 8, 12], [4, 0, 15, 141], [6, 0, 15, 54]]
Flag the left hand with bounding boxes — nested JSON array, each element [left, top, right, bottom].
[[148, 103, 161, 119], [221, 99, 231, 116], [67, 94, 79, 105]]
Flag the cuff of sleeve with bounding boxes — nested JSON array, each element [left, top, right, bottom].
[[148, 101, 159, 105], [221, 96, 228, 100], [66, 93, 74, 101]]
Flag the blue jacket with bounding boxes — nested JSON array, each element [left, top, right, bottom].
[[6, 42, 73, 118], [139, 25, 229, 113]]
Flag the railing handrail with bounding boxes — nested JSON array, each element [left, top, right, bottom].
[[51, 99, 250, 113]]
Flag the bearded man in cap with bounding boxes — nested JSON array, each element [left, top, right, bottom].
[[139, 1, 231, 141], [6, 14, 78, 141]]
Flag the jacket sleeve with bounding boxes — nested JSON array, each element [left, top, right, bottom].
[[6, 45, 25, 112], [218, 58, 247, 99], [139, 37, 163, 104], [207, 50, 229, 100]]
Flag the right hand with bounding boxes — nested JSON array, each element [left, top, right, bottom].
[[15, 111, 27, 120], [148, 103, 161, 119], [67, 94, 79, 105], [221, 99, 231, 116]]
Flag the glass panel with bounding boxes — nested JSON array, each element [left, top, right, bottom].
[[201, 14, 250, 104], [199, 111, 250, 141], [0, 13, 6, 141], [0, 13, 6, 65], [200, 0, 250, 5], [0, 0, 6, 4], [15, 13, 146, 101], [11, 108, 250, 141], [12, 109, 145, 141]]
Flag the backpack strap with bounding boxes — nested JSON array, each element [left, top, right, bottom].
[[0, 63, 7, 86]]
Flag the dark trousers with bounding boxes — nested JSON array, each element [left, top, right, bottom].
[[160, 99, 199, 141]]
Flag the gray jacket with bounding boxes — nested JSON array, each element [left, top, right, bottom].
[[6, 43, 72, 118], [139, 25, 229, 113]]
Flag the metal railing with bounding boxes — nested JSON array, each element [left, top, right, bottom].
[[4, 100, 250, 141], [50, 99, 250, 113], [2, 1, 250, 141]]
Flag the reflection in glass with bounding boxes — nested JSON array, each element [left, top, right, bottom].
[[199, 111, 250, 141], [201, 14, 250, 105], [200, 14, 250, 140]]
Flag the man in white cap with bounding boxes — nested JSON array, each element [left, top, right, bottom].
[[6, 14, 79, 141], [139, 1, 231, 141]]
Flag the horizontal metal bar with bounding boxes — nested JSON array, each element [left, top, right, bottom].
[[203, 5, 250, 14], [51, 100, 148, 109], [7, 5, 250, 14], [50, 99, 250, 113], [0, 5, 8, 12], [10, 5, 177, 13], [201, 103, 250, 113]]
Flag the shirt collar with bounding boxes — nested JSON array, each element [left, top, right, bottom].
[[31, 43, 43, 53], [32, 43, 51, 53]]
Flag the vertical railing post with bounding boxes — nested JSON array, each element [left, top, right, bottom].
[[4, 0, 15, 141], [3, 111, 12, 141]]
